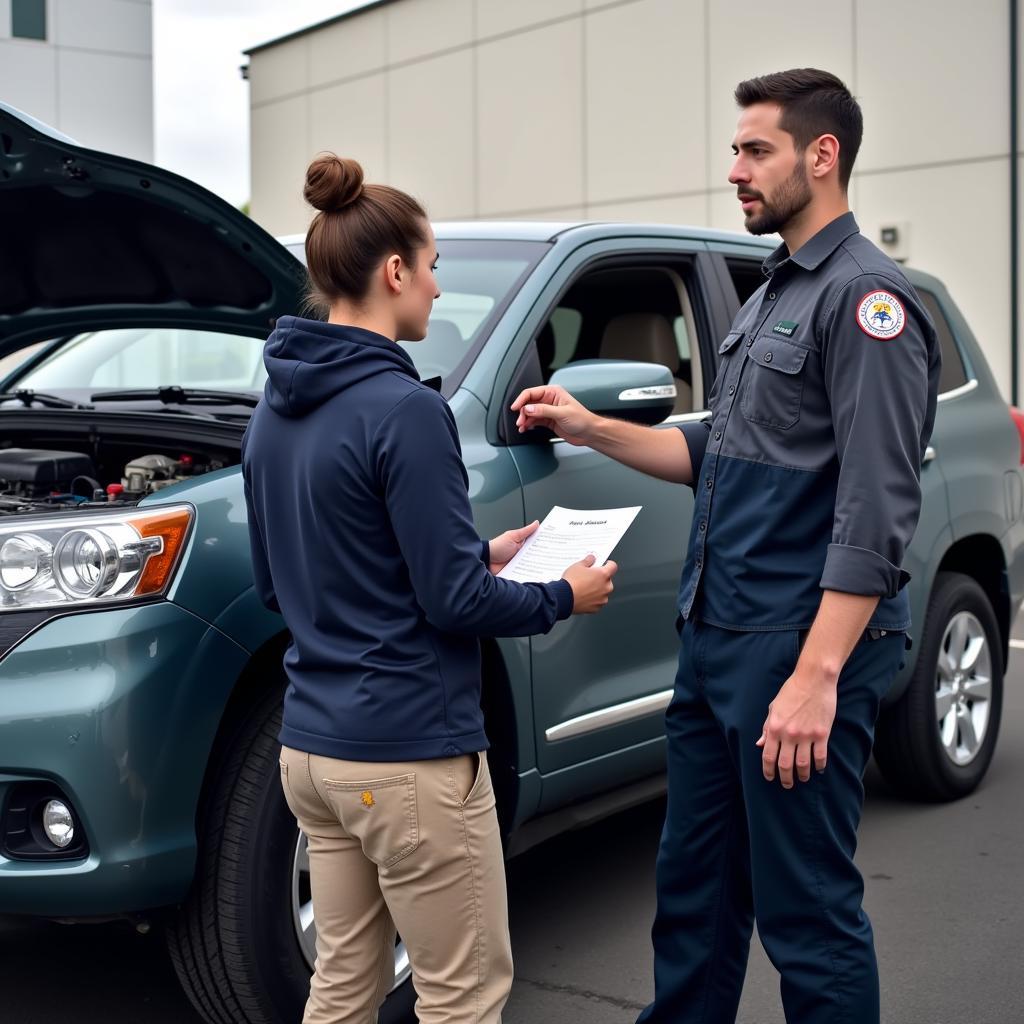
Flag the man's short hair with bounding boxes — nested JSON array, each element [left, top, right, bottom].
[[735, 69, 863, 189]]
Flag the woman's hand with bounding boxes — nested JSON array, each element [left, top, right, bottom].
[[488, 520, 540, 574]]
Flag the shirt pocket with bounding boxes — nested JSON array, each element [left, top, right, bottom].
[[709, 331, 744, 405], [740, 335, 809, 430]]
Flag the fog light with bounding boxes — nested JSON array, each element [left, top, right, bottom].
[[42, 799, 74, 848]]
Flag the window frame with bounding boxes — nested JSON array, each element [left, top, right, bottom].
[[11, 0, 46, 40]]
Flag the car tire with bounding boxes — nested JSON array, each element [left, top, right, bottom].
[[874, 571, 1003, 801], [165, 684, 416, 1024]]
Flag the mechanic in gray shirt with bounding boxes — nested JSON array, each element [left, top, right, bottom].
[[513, 69, 940, 1024]]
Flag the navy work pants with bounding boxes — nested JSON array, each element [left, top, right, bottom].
[[637, 619, 904, 1024]]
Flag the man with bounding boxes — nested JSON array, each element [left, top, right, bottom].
[[512, 69, 940, 1024]]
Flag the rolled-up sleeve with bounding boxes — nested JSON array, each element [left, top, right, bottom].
[[678, 417, 712, 487], [819, 276, 933, 598]]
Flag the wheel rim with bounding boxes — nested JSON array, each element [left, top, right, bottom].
[[935, 611, 992, 766], [291, 830, 412, 991]]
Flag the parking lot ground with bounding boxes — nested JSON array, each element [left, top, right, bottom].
[[4, 643, 1024, 1024]]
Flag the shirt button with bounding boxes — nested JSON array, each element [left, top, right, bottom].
[[768, 291, 776, 300], [705, 477, 713, 490], [746, 338, 754, 347], [764, 351, 773, 363], [714, 430, 721, 441], [698, 521, 707, 532], [728, 384, 735, 395]]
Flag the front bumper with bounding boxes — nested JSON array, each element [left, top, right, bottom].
[[0, 601, 248, 917]]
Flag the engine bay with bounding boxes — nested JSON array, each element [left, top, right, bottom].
[[0, 444, 232, 516]]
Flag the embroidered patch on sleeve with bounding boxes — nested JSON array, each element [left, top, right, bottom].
[[856, 290, 906, 340]]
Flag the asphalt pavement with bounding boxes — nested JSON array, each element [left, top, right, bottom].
[[3, 644, 1023, 1024]]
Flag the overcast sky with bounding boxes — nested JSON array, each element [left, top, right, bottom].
[[153, 0, 367, 207]]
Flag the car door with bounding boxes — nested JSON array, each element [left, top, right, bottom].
[[497, 239, 729, 807]]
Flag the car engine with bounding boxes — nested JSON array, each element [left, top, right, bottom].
[[0, 447, 226, 515]]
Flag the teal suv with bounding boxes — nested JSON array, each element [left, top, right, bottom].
[[1, 105, 1022, 1024]]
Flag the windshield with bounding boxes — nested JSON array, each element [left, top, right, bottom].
[[13, 239, 547, 396]]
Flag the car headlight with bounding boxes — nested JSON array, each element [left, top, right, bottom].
[[0, 505, 193, 612]]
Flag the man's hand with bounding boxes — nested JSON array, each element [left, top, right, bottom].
[[487, 520, 540, 575], [562, 554, 618, 614], [756, 670, 837, 788], [511, 385, 598, 446]]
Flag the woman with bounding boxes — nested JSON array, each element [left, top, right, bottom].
[[241, 154, 616, 1024]]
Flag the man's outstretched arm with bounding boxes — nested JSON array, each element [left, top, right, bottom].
[[512, 384, 699, 485]]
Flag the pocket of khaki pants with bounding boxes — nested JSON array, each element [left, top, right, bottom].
[[453, 752, 490, 808], [279, 760, 298, 816], [323, 774, 419, 867]]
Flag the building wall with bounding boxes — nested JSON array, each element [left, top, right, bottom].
[[0, 0, 153, 162], [247, 0, 1019, 397]]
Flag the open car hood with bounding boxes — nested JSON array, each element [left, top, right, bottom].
[[0, 103, 307, 358]]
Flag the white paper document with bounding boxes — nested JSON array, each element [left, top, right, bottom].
[[496, 505, 642, 584]]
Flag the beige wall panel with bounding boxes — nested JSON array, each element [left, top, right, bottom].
[[514, 207, 587, 220], [389, 50, 475, 219], [708, 188, 753, 234], [706, 0, 854, 189], [0, 41, 57, 123], [0, 1, 10, 39], [251, 96, 310, 236], [309, 7, 387, 87], [858, 161, 1010, 395], [53, 0, 151, 55], [477, 20, 584, 214], [387, 0, 473, 65], [475, 0, 580, 39], [59, 50, 153, 160], [857, 0, 1006, 171], [585, 0, 706, 203], [308, 74, 388, 186], [588, 192, 708, 224], [250, 36, 308, 106]]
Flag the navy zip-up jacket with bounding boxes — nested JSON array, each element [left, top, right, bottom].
[[241, 316, 573, 762]]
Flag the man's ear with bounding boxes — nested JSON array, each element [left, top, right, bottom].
[[384, 253, 403, 294], [809, 133, 840, 181]]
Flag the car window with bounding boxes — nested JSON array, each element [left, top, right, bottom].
[[288, 239, 548, 385], [916, 289, 970, 394], [16, 327, 266, 391], [725, 258, 767, 305], [535, 264, 704, 416]]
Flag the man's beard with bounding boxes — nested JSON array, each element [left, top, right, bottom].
[[742, 162, 812, 236]]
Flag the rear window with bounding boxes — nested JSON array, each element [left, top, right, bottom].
[[917, 289, 969, 394]]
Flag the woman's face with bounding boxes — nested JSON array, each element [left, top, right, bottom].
[[395, 223, 441, 342]]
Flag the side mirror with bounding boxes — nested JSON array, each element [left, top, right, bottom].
[[549, 359, 677, 425]]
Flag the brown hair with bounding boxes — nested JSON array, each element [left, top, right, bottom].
[[302, 153, 429, 313], [734, 69, 863, 189]]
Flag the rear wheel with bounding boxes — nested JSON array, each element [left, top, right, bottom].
[[166, 685, 416, 1023], [874, 571, 1003, 800]]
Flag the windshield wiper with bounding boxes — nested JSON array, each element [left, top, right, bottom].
[[90, 386, 261, 409], [0, 389, 92, 410]]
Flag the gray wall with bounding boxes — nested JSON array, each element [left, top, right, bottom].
[[0, 0, 153, 162], [247, 0, 1020, 398]]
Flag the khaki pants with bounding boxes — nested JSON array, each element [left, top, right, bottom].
[[279, 745, 513, 1024]]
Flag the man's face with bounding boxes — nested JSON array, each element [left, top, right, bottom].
[[728, 102, 811, 236]]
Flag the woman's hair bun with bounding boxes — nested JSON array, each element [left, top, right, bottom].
[[304, 153, 364, 213]]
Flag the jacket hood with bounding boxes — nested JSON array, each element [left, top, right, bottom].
[[263, 316, 419, 416]]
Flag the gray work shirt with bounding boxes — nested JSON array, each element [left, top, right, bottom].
[[677, 211, 941, 631]]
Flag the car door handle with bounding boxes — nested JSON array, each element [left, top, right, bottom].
[[923, 446, 937, 464]]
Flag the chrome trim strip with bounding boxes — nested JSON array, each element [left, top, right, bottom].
[[937, 379, 978, 402], [618, 384, 677, 401], [664, 410, 711, 425], [545, 689, 673, 742]]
